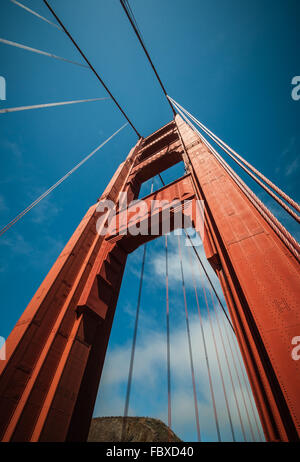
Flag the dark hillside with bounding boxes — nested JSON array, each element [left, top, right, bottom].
[[88, 417, 182, 442]]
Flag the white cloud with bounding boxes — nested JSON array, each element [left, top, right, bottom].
[[94, 310, 264, 442], [280, 136, 300, 178], [150, 233, 221, 293], [93, 233, 264, 441], [0, 230, 64, 270], [0, 231, 33, 255], [285, 157, 299, 177], [2, 140, 23, 161], [27, 189, 62, 225], [0, 195, 8, 212]]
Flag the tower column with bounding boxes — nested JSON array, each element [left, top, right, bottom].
[[0, 118, 299, 442], [176, 115, 300, 441], [0, 139, 142, 441]]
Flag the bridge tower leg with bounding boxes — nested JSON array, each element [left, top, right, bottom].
[[0, 118, 299, 441]]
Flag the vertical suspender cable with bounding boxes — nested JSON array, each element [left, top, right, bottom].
[[165, 234, 172, 438], [186, 244, 221, 441], [184, 222, 259, 441], [206, 272, 258, 441], [156, 174, 172, 438], [219, 306, 257, 441], [229, 327, 264, 441], [208, 285, 247, 441], [122, 180, 153, 441], [177, 234, 201, 442], [184, 230, 234, 332], [185, 231, 255, 440], [175, 112, 265, 440], [122, 238, 146, 441], [194, 247, 236, 441]]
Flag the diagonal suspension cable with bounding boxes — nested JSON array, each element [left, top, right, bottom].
[[124, 0, 146, 45], [0, 96, 110, 114], [0, 123, 128, 238], [177, 234, 201, 442], [169, 95, 300, 214], [0, 38, 88, 68], [10, 0, 62, 30], [168, 96, 300, 217], [119, 0, 175, 116], [171, 98, 300, 261], [43, 0, 141, 138], [184, 230, 235, 332], [170, 97, 300, 223]]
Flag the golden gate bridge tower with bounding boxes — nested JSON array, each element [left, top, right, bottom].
[[0, 0, 299, 443]]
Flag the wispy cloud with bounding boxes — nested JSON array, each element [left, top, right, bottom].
[[94, 311, 263, 442], [0, 231, 33, 256], [0, 195, 8, 212], [2, 140, 23, 162], [280, 136, 300, 178], [29, 194, 62, 224], [285, 157, 299, 177], [0, 229, 64, 269], [150, 235, 221, 295]]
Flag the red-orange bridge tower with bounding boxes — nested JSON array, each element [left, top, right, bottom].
[[0, 116, 299, 442]]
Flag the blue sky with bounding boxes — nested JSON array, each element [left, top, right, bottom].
[[0, 0, 299, 442]]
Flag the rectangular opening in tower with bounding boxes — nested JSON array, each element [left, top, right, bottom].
[[138, 161, 186, 198]]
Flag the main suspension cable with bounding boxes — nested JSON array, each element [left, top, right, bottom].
[[0, 123, 128, 238], [168, 96, 300, 215], [171, 100, 300, 261], [43, 0, 141, 138], [120, 0, 175, 116], [0, 96, 110, 114], [123, 0, 146, 45]]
